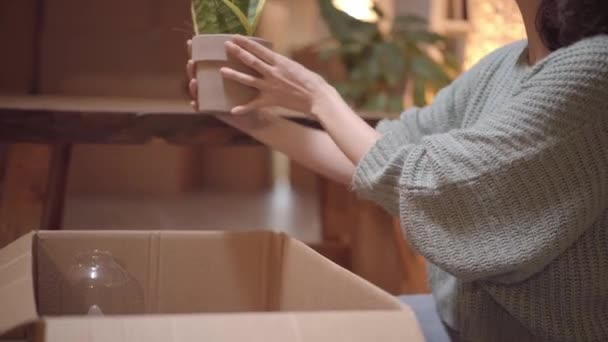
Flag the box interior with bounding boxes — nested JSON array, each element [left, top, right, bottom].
[[35, 230, 400, 317]]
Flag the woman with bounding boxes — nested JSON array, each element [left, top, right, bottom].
[[187, 0, 608, 341]]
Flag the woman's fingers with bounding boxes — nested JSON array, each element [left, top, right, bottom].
[[231, 98, 266, 115], [220, 67, 263, 88], [187, 60, 196, 80], [225, 41, 273, 76], [187, 40, 197, 110], [189, 78, 198, 103], [232, 35, 278, 65], [187, 37, 275, 114]]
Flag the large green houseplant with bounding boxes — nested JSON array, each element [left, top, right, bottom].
[[317, 0, 459, 113], [190, 0, 269, 113]]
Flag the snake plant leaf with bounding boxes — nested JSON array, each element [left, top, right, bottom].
[[192, 0, 248, 35], [231, 0, 249, 15], [247, 0, 267, 34], [219, 0, 253, 35]]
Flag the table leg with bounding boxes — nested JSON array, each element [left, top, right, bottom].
[[41, 143, 71, 230], [0, 143, 71, 247]]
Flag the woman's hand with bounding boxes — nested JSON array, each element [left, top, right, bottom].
[[186, 36, 380, 166], [190, 35, 336, 116], [223, 35, 335, 116], [186, 40, 200, 111], [184, 38, 357, 184]]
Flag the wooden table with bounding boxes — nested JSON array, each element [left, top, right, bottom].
[[0, 94, 427, 294], [0, 95, 387, 223], [0, 95, 313, 242]]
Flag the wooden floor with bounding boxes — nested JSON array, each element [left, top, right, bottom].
[[63, 182, 322, 244]]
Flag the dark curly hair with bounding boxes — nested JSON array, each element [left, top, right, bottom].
[[536, 0, 608, 51]]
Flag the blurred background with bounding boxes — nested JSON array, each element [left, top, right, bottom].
[[0, 0, 525, 294]]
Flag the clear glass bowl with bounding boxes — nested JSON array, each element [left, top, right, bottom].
[[61, 250, 143, 315]]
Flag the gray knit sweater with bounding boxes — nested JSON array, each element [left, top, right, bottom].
[[353, 35, 608, 342]]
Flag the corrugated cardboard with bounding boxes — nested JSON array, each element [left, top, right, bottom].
[[0, 231, 424, 341], [0, 232, 37, 336]]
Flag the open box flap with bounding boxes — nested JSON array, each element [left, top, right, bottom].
[[0, 232, 38, 335], [42, 311, 424, 342], [278, 236, 404, 311]]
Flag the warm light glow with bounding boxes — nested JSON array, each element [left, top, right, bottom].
[[465, 0, 526, 69], [332, 0, 378, 22]]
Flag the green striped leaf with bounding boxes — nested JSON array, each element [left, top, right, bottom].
[[191, 0, 266, 35], [248, 0, 266, 35], [219, 0, 252, 34], [191, 0, 247, 34]]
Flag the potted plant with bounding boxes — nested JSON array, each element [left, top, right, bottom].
[[316, 0, 459, 113], [190, 0, 269, 113]]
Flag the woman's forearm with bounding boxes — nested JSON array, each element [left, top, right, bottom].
[[312, 86, 381, 165], [197, 36, 380, 174], [215, 112, 356, 185]]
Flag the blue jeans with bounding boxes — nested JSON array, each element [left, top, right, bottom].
[[399, 295, 456, 342]]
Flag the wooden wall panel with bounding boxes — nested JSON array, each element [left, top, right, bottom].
[[0, 0, 36, 211], [195, 146, 272, 193], [37, 0, 202, 195], [66, 142, 197, 196], [39, 0, 191, 98], [289, 161, 319, 193], [38, 0, 273, 195], [0, 0, 36, 93], [0, 145, 52, 247]]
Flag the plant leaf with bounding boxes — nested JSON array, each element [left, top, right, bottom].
[[405, 30, 446, 44], [413, 78, 427, 106], [315, 1, 456, 111], [334, 82, 352, 98], [393, 15, 428, 28], [411, 56, 451, 85], [317, 0, 377, 44], [219, 0, 252, 34], [192, 0, 248, 34], [388, 96, 404, 112], [191, 4, 200, 35], [371, 42, 405, 85], [248, 0, 266, 34], [233, 0, 249, 15], [364, 93, 389, 111], [319, 47, 340, 60], [443, 52, 461, 73]]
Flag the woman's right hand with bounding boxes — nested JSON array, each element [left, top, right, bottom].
[[186, 40, 199, 111], [183, 41, 356, 184], [187, 36, 339, 117]]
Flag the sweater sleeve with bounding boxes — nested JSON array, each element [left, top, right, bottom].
[[353, 36, 608, 283], [376, 53, 482, 146], [361, 54, 489, 215]]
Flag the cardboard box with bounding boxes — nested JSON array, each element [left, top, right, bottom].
[[0, 231, 424, 341]]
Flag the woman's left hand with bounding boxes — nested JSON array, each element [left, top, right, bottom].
[[195, 35, 380, 166], [220, 35, 335, 116]]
